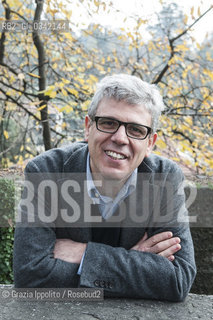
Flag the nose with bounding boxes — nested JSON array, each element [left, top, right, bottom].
[[110, 124, 129, 145]]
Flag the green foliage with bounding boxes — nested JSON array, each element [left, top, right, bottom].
[[0, 227, 14, 283], [0, 178, 15, 225], [0, 117, 20, 167], [0, 178, 15, 283]]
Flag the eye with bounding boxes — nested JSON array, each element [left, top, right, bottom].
[[127, 124, 147, 137], [102, 120, 114, 126], [99, 118, 117, 128]]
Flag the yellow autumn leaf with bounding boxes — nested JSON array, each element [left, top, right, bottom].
[[60, 104, 75, 113], [37, 104, 47, 111], [156, 139, 167, 149], [183, 14, 188, 25], [153, 150, 161, 155], [61, 88, 68, 96], [127, 32, 134, 40], [172, 157, 180, 162], [67, 87, 79, 97], [196, 42, 201, 50], [81, 100, 90, 111], [94, 0, 99, 7], [96, 64, 105, 72], [176, 44, 189, 52], [197, 6, 201, 16], [3, 130, 9, 139], [56, 82, 64, 89], [64, 33, 73, 41], [89, 74, 98, 83], [203, 69, 213, 80], [86, 61, 93, 68], [18, 155, 23, 165], [61, 78, 70, 84], [77, 67, 85, 72], [184, 117, 192, 126], [78, 78, 85, 85], [28, 72, 40, 78], [46, 90, 57, 98], [8, 0, 22, 7]]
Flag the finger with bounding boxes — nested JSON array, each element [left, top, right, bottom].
[[158, 243, 181, 258], [168, 255, 175, 262], [130, 232, 148, 250], [142, 231, 173, 249], [141, 232, 148, 242], [148, 237, 181, 254]]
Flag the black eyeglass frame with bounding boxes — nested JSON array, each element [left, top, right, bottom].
[[94, 116, 152, 140]]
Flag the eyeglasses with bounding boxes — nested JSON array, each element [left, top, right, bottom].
[[94, 116, 152, 140]]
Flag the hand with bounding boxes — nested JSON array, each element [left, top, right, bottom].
[[130, 231, 181, 261], [53, 239, 87, 264]]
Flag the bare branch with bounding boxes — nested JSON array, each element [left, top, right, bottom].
[[172, 6, 213, 43], [152, 6, 213, 84], [0, 87, 66, 139]]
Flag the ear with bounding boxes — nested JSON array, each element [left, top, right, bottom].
[[84, 115, 91, 141], [145, 133, 157, 157]]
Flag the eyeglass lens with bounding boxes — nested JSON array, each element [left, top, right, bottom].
[[96, 117, 149, 139]]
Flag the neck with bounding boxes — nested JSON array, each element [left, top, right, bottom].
[[92, 173, 126, 198]]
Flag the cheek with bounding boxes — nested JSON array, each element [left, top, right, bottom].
[[133, 143, 148, 161]]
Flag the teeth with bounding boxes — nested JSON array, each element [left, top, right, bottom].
[[105, 151, 126, 160]]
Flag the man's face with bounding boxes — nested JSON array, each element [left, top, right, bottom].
[[85, 98, 157, 184]]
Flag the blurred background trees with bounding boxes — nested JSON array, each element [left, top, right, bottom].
[[0, 0, 212, 176]]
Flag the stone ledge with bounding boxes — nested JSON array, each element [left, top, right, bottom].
[[0, 286, 212, 320]]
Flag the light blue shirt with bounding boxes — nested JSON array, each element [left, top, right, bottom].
[[86, 153, 137, 220], [78, 153, 138, 275]]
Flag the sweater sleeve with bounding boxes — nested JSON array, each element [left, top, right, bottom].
[[13, 159, 81, 288]]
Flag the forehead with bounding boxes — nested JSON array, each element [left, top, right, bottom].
[[96, 98, 152, 125]]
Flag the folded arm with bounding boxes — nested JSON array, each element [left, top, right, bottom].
[[79, 225, 196, 301]]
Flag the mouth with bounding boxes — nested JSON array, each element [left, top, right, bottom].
[[105, 150, 127, 160]]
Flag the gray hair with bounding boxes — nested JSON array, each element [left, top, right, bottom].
[[88, 74, 165, 133]]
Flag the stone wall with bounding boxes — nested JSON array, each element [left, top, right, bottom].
[[0, 286, 213, 320], [186, 188, 213, 295]]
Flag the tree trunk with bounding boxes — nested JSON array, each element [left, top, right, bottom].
[[32, 0, 52, 150]]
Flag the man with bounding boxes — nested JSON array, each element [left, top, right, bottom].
[[13, 74, 196, 301]]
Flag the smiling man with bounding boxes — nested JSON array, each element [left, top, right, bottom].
[[13, 74, 196, 301], [85, 98, 157, 193]]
